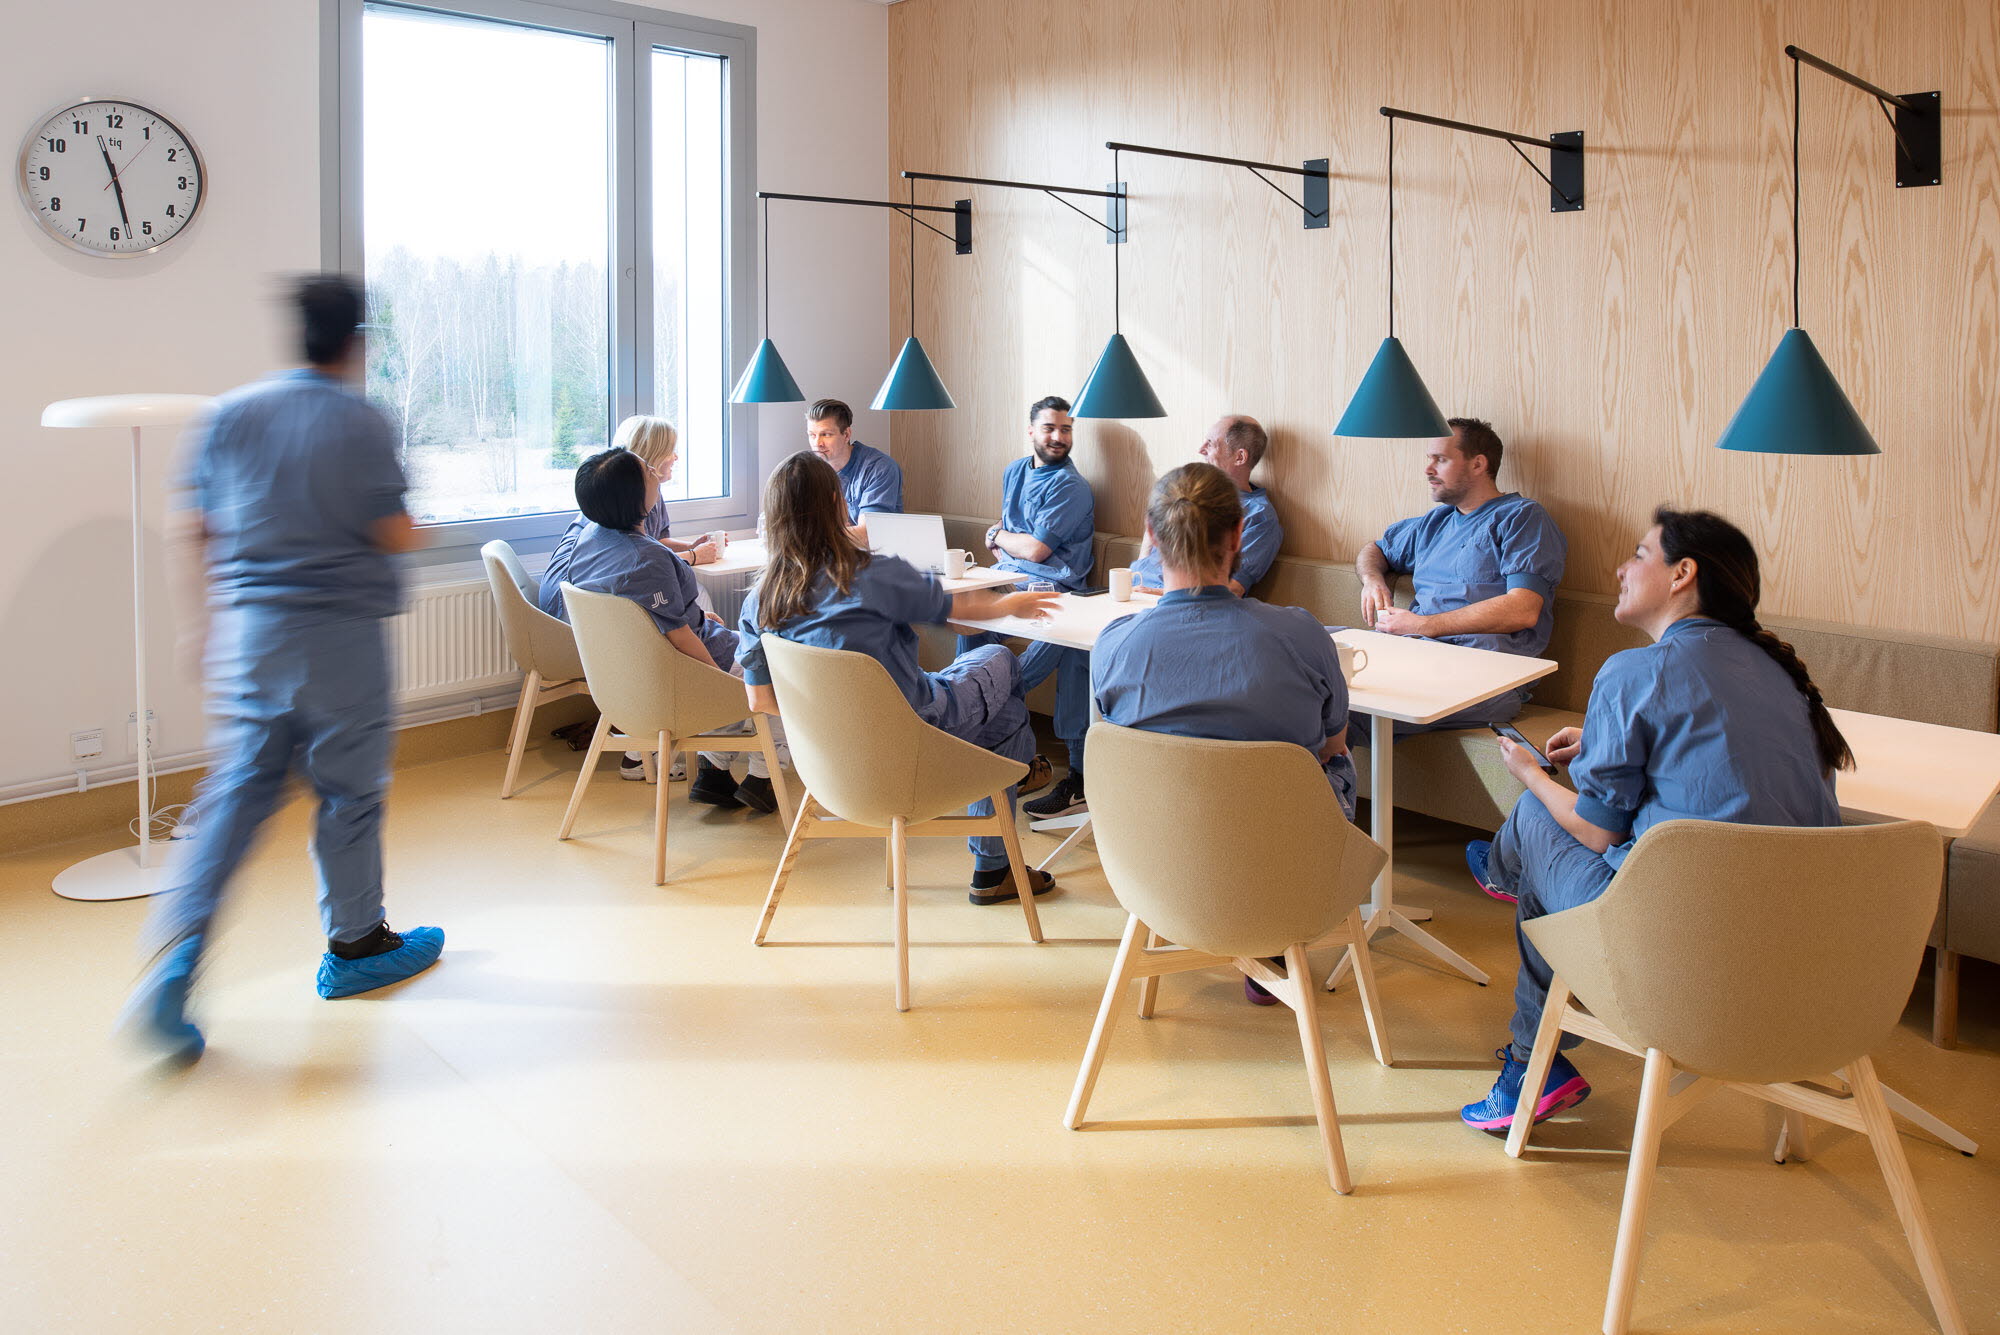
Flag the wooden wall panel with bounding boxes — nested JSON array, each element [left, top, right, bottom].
[[885, 0, 2000, 641]]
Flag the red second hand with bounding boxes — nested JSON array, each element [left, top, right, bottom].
[[103, 137, 155, 190]]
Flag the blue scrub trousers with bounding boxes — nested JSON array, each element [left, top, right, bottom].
[[957, 632, 1090, 772], [921, 644, 1034, 871], [145, 608, 394, 956], [1485, 790, 1618, 1059]]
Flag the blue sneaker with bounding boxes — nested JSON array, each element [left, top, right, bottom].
[[1465, 840, 1516, 904], [316, 925, 445, 999], [120, 933, 206, 1063], [1461, 1046, 1590, 1132]]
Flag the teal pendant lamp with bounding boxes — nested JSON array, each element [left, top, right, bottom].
[[1336, 114, 1449, 438], [871, 181, 956, 410], [731, 196, 805, 404], [1717, 53, 1882, 455], [1074, 149, 1167, 418]]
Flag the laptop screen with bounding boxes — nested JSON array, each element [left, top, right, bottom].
[[867, 512, 950, 573]]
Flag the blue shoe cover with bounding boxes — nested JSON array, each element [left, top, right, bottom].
[[316, 925, 445, 999], [120, 934, 206, 1062]]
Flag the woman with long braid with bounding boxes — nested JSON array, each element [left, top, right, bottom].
[[1460, 508, 1851, 1133]]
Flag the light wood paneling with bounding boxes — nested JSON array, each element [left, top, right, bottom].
[[886, 0, 2000, 641]]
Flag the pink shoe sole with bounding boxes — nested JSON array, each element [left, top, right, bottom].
[[1462, 1076, 1591, 1131]]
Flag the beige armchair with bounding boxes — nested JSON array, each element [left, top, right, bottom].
[[1064, 723, 1392, 1193], [557, 583, 791, 885], [751, 635, 1042, 1012], [481, 540, 590, 799], [1507, 818, 1962, 1335]]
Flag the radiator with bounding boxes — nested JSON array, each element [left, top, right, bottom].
[[387, 577, 520, 704]]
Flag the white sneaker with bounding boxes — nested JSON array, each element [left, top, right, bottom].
[[619, 752, 651, 783]]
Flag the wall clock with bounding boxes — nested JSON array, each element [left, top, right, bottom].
[[17, 98, 205, 257]]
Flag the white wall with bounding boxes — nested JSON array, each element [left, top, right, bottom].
[[0, 0, 890, 800]]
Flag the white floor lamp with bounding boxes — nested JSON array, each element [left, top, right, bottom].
[[42, 393, 214, 902]]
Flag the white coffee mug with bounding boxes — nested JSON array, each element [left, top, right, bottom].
[[1336, 641, 1369, 682], [943, 549, 972, 579], [1109, 567, 1134, 602]]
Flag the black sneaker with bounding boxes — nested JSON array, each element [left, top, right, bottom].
[[969, 866, 1058, 905], [1022, 772, 1086, 818], [734, 773, 777, 813], [688, 760, 743, 808]]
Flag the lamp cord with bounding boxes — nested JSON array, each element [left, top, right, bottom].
[[908, 177, 917, 337], [1800, 55, 1816, 331], [1387, 115, 1397, 340], [1113, 146, 1122, 335], [762, 195, 771, 336]]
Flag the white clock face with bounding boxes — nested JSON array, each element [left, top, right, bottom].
[[17, 99, 204, 256]]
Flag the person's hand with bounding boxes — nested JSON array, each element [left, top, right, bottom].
[[985, 523, 1003, 558], [690, 539, 720, 565], [1359, 579, 1394, 624], [1545, 726, 1583, 766], [702, 530, 729, 551], [1373, 606, 1427, 637], [1497, 735, 1545, 785], [1003, 589, 1060, 621]]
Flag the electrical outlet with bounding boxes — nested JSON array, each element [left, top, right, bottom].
[[127, 710, 157, 755], [70, 729, 104, 761]]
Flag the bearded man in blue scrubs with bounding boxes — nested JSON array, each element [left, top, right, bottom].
[[804, 397, 902, 545], [961, 395, 1098, 819], [122, 275, 441, 1062], [1354, 417, 1567, 734]]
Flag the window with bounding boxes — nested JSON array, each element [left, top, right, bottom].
[[328, 0, 756, 542]]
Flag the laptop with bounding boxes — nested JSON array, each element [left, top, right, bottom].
[[868, 511, 951, 574]]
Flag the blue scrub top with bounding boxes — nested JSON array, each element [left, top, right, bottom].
[[995, 455, 1096, 590], [1093, 586, 1358, 807], [544, 497, 674, 599], [1376, 492, 1566, 656], [1131, 485, 1282, 591], [1572, 617, 1842, 868], [181, 368, 408, 622], [539, 522, 706, 641], [838, 442, 904, 523], [737, 554, 950, 716]]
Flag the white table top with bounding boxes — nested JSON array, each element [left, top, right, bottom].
[[1332, 628, 1558, 726], [691, 538, 1024, 595], [949, 590, 1159, 650], [1829, 708, 2000, 838]]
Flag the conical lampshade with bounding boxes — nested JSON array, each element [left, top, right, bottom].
[[1072, 333, 1167, 419], [729, 338, 804, 405], [1333, 337, 1450, 439], [870, 336, 956, 411], [1715, 327, 1880, 455]]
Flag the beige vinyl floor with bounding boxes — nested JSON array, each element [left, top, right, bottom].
[[2, 733, 1996, 1334]]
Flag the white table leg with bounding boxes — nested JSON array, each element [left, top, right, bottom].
[[1880, 1084, 1980, 1156], [1325, 712, 1488, 989], [1034, 814, 1095, 873]]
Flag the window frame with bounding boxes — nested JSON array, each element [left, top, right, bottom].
[[323, 0, 759, 566]]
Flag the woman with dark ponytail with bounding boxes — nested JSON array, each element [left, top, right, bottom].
[[1460, 507, 1848, 1135]]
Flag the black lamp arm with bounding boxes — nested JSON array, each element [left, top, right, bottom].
[[1103, 141, 1332, 220], [1379, 107, 1585, 209]]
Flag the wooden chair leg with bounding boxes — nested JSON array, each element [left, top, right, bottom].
[[754, 791, 814, 944], [557, 715, 613, 840], [1507, 975, 1574, 1159], [758, 717, 795, 827], [1285, 942, 1353, 1194], [653, 730, 671, 886], [1848, 1056, 1968, 1335], [1603, 1047, 1674, 1335], [500, 671, 540, 798], [991, 787, 1044, 943], [1774, 1109, 1813, 1164], [1342, 908, 1393, 1068], [1137, 928, 1163, 1018], [1933, 948, 1960, 1049], [891, 818, 911, 1012], [1066, 914, 1145, 1129]]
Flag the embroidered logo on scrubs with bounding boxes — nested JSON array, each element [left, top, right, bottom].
[[648, 591, 670, 610]]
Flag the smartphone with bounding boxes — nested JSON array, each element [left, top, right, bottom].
[[1071, 585, 1111, 598], [1489, 723, 1558, 774]]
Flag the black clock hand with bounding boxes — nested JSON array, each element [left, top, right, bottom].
[[97, 136, 130, 228]]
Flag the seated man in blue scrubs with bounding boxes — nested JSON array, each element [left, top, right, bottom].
[[1459, 509, 1848, 1134], [804, 398, 902, 545], [1129, 415, 1282, 596], [123, 275, 441, 1062], [1095, 462, 1356, 1005], [540, 448, 780, 814], [959, 396, 1098, 819], [1354, 417, 1567, 733], [738, 453, 1062, 902]]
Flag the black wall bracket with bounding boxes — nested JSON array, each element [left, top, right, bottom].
[[1103, 141, 1333, 230], [757, 190, 975, 255], [900, 169, 1120, 244], [1380, 108, 1585, 213], [1786, 46, 1942, 190]]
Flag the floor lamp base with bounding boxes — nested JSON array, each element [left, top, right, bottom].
[[53, 845, 173, 901]]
